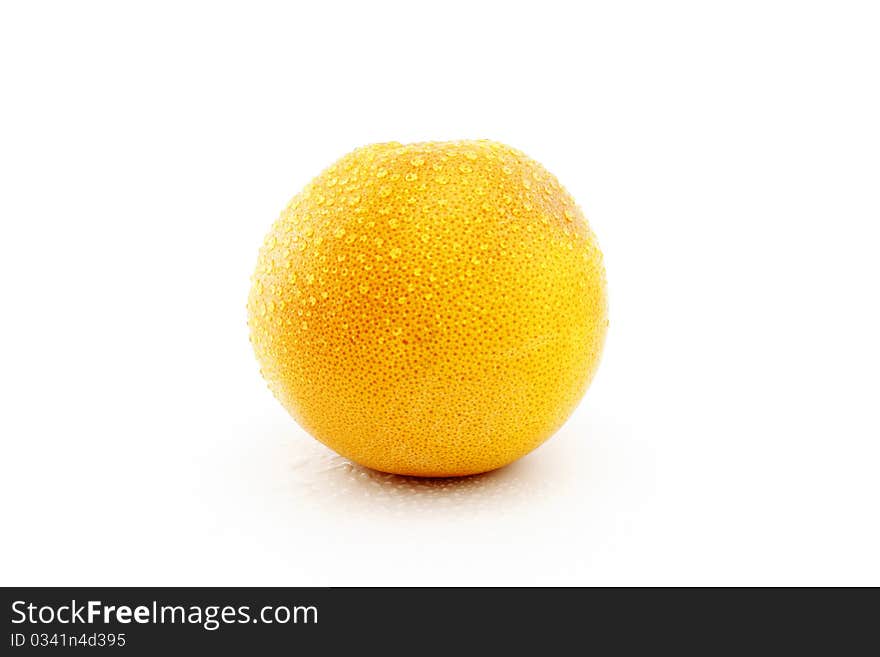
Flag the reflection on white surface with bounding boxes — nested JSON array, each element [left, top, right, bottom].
[[226, 413, 646, 585], [285, 437, 561, 519], [201, 406, 647, 585]]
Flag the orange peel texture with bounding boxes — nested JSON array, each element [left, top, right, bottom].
[[248, 140, 607, 476]]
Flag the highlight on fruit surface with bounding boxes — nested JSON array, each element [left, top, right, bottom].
[[248, 140, 607, 477]]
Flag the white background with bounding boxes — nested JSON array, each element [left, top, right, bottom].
[[2, 1, 879, 586]]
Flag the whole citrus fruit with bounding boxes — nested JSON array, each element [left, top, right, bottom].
[[248, 140, 607, 476]]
